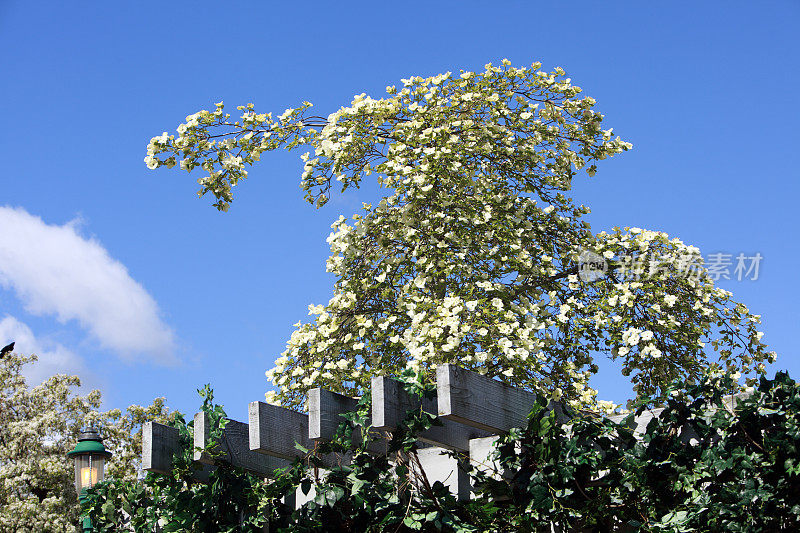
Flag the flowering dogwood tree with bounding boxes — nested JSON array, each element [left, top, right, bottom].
[[145, 61, 774, 411], [0, 351, 173, 531]]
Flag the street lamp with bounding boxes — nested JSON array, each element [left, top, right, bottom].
[[67, 428, 112, 532]]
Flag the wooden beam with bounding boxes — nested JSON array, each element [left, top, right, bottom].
[[249, 402, 314, 460], [293, 469, 328, 509], [469, 436, 501, 476], [308, 387, 391, 455], [371, 376, 491, 452], [142, 421, 179, 475], [608, 407, 663, 436], [436, 364, 542, 433], [412, 447, 471, 501], [468, 436, 513, 500], [193, 412, 289, 476], [142, 421, 213, 481], [307, 388, 360, 441], [249, 401, 351, 468], [606, 391, 751, 442]]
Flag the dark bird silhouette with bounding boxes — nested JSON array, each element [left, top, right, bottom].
[[0, 342, 14, 358]]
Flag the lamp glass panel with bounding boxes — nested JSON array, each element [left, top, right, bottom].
[[94, 456, 105, 484], [74, 455, 88, 492], [74, 455, 106, 492]]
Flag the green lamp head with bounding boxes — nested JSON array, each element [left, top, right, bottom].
[[67, 428, 111, 493]]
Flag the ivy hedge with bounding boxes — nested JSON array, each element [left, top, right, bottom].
[[84, 372, 800, 532]]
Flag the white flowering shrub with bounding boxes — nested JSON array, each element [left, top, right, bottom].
[[0, 351, 174, 532], [145, 61, 774, 411]]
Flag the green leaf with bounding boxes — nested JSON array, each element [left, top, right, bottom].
[[403, 517, 422, 530], [294, 442, 309, 454]]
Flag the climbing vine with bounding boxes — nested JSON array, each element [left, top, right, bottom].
[[84, 370, 800, 531]]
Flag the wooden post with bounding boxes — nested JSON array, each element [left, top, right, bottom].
[[371, 376, 491, 452], [193, 412, 289, 476]]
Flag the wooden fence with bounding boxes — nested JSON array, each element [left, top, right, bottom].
[[142, 363, 745, 505]]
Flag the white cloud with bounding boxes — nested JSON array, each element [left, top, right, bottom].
[[0, 315, 93, 386], [0, 207, 176, 363]]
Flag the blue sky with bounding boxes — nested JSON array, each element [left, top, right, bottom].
[[1, 1, 797, 422]]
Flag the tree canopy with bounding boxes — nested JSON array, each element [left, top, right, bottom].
[[145, 60, 774, 410], [0, 350, 174, 531]]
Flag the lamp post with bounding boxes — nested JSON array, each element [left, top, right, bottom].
[[67, 428, 112, 532]]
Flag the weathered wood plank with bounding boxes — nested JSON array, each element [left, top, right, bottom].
[[436, 364, 547, 433], [469, 435, 501, 476], [142, 421, 179, 474], [308, 387, 391, 456], [371, 376, 492, 452], [249, 401, 354, 468], [142, 421, 213, 481], [468, 435, 516, 491], [293, 469, 328, 509], [249, 401, 314, 459], [412, 447, 471, 501], [193, 412, 289, 476], [608, 406, 703, 447], [307, 388, 361, 441], [607, 391, 751, 442], [608, 407, 663, 436]]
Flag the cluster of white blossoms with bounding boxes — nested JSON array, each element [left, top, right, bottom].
[[146, 60, 774, 412]]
